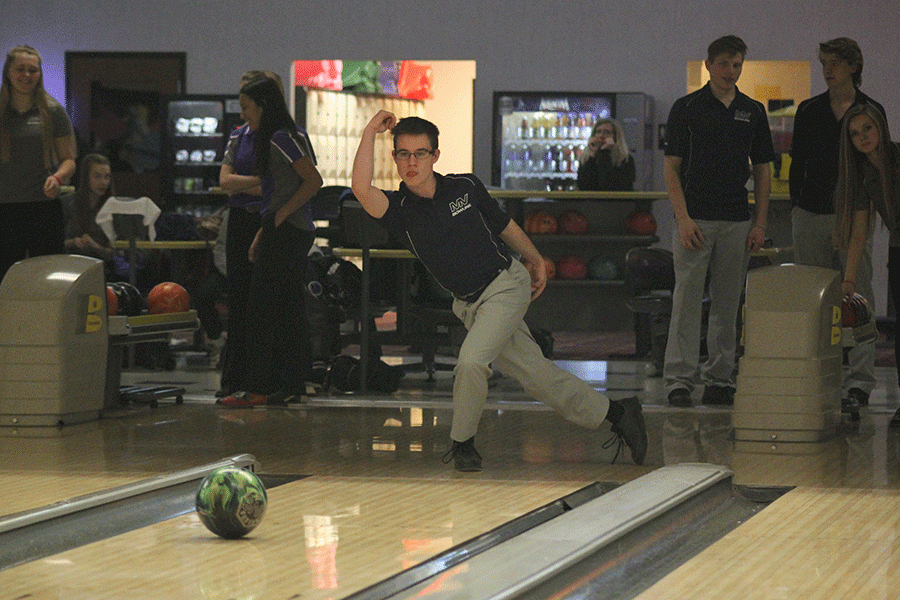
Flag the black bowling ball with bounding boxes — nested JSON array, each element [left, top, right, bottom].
[[109, 282, 145, 316]]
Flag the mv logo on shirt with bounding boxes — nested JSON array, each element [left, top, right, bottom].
[[449, 194, 472, 217]]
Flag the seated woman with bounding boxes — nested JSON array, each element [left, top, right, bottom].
[[62, 153, 115, 264], [576, 118, 636, 191]]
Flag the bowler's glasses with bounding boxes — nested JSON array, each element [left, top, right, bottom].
[[395, 149, 435, 161]]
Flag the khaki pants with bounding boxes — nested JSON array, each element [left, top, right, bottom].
[[792, 207, 876, 395], [665, 219, 751, 393], [450, 259, 609, 441]]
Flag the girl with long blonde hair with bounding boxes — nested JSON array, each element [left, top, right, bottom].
[[576, 118, 635, 191], [0, 45, 77, 279], [834, 103, 900, 426]]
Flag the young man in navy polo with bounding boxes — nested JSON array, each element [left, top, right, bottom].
[[663, 35, 774, 407], [351, 110, 648, 470]]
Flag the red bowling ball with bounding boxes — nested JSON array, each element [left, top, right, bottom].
[[556, 255, 587, 280], [525, 210, 557, 234], [106, 285, 119, 316], [543, 256, 556, 280], [557, 209, 589, 235], [841, 293, 871, 328], [625, 210, 657, 236], [146, 282, 191, 314]]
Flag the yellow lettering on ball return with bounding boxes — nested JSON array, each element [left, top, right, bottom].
[[88, 294, 102, 313], [831, 326, 841, 345], [86, 314, 103, 333]]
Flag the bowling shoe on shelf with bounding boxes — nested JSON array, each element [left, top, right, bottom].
[[442, 437, 483, 472], [606, 396, 648, 466], [701, 385, 735, 406], [667, 388, 692, 408]]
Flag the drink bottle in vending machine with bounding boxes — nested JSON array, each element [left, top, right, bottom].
[[492, 91, 654, 191]]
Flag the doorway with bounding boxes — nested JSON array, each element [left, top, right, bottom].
[[65, 52, 186, 199]]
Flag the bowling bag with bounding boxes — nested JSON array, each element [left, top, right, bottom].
[[306, 254, 362, 315], [305, 254, 365, 362], [327, 355, 403, 394], [155, 212, 201, 241]]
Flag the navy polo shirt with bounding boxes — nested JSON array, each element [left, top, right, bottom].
[[665, 83, 774, 221], [379, 173, 512, 298], [789, 90, 885, 214]]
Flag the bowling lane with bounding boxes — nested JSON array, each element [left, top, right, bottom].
[[0, 419, 172, 518], [0, 357, 654, 521], [0, 475, 589, 599], [3, 473, 149, 516], [633, 486, 900, 600]]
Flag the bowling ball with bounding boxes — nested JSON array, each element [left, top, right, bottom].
[[625, 249, 675, 292], [556, 255, 587, 280], [525, 210, 557, 234], [196, 467, 268, 539], [147, 281, 191, 314], [557, 209, 589, 235], [625, 210, 657, 236], [110, 282, 144, 316], [543, 256, 556, 280], [587, 255, 619, 281], [109, 283, 130, 316], [106, 285, 119, 316], [841, 293, 872, 328]]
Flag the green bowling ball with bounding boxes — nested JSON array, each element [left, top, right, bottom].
[[195, 467, 267, 539]]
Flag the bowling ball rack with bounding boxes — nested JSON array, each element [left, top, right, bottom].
[[842, 321, 877, 348], [106, 310, 199, 409]]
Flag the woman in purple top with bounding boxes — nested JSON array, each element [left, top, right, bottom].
[[217, 71, 276, 397], [221, 75, 322, 407]]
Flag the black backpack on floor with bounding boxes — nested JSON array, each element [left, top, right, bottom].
[[327, 355, 403, 394]]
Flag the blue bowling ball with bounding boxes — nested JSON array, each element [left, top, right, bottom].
[[587, 256, 619, 281]]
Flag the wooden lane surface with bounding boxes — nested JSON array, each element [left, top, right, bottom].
[[635, 486, 900, 599], [0, 423, 165, 518], [0, 417, 217, 519], [2, 473, 151, 517], [0, 398, 650, 520], [0, 475, 586, 599]]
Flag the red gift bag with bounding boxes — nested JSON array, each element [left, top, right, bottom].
[[397, 61, 433, 100], [293, 60, 343, 90]]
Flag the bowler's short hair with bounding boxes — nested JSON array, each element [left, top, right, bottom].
[[391, 117, 439, 151], [819, 37, 863, 87], [707, 35, 747, 62]]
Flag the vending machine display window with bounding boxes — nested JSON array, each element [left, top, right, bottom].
[[492, 91, 654, 191]]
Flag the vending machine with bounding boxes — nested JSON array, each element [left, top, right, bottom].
[[492, 91, 654, 191], [160, 94, 242, 212]]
